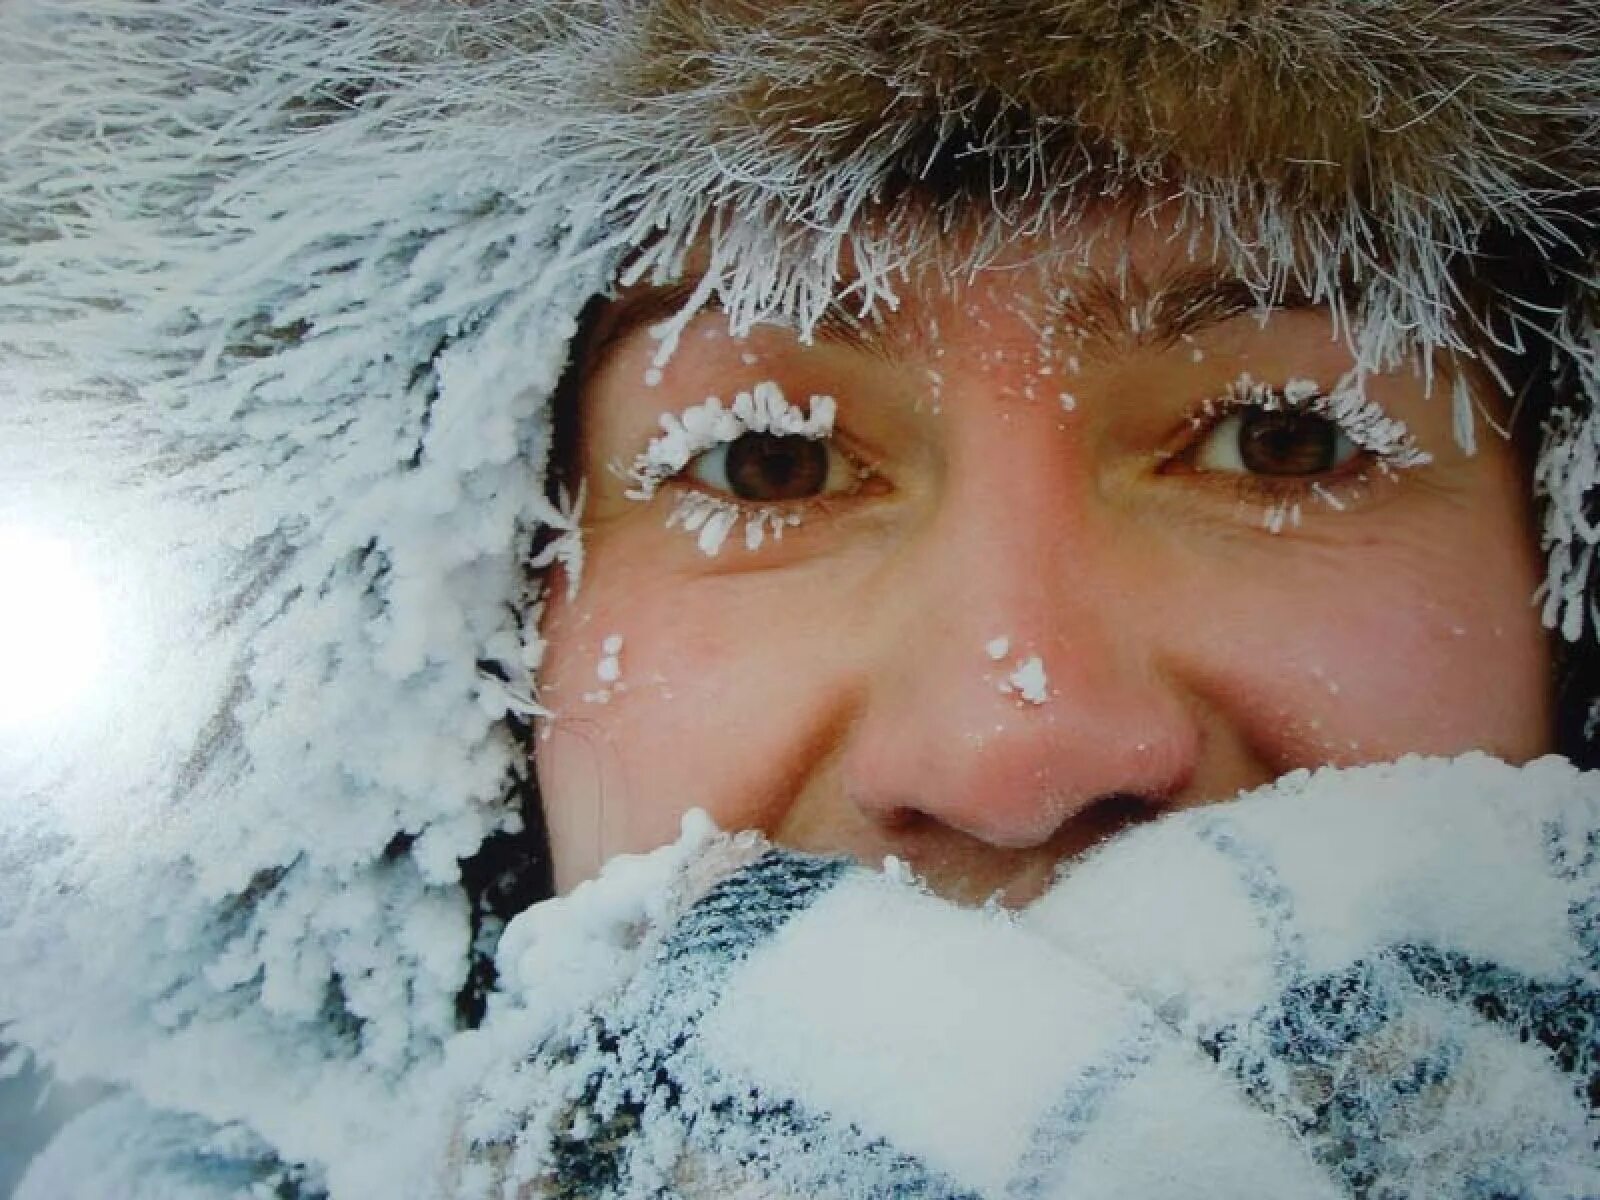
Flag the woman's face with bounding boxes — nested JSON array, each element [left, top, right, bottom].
[[534, 215, 1553, 903]]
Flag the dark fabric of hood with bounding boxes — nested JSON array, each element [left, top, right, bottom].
[[1, 1, 1598, 1195]]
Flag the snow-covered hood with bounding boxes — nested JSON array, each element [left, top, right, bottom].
[[2, 1, 1599, 1195]]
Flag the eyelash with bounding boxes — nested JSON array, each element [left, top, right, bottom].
[[623, 381, 865, 556], [662, 485, 861, 556], [623, 381, 838, 502], [1186, 374, 1429, 466], [633, 373, 1428, 553], [1166, 374, 1430, 521]]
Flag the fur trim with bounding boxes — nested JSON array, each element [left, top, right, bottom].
[[0, 0, 1597, 1188], [620, 0, 1599, 216]]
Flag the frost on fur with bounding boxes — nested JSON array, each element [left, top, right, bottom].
[[1, 0, 1599, 1194]]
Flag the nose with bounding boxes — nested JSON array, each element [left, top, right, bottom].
[[839, 416, 1200, 856]]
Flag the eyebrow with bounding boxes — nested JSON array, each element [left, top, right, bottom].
[[582, 280, 885, 368], [583, 265, 1330, 369], [1045, 266, 1327, 349]]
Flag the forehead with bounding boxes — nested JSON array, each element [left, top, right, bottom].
[[591, 204, 1337, 369]]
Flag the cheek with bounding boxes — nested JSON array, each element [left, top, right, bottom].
[[534, 583, 689, 889], [1194, 531, 1553, 768], [534, 561, 832, 891]]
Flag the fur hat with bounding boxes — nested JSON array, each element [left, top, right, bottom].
[[1, 0, 1597, 1189]]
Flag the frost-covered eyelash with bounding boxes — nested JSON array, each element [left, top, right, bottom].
[[623, 380, 837, 501], [666, 492, 804, 556], [1192, 372, 1432, 469]]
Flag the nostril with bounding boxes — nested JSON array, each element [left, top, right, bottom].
[[1057, 791, 1167, 856], [875, 790, 1168, 857]]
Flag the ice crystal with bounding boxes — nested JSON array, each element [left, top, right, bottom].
[[1002, 656, 1050, 705], [626, 383, 837, 502]]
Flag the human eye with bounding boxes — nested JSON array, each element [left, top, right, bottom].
[[623, 381, 871, 555], [686, 430, 856, 502], [1190, 408, 1358, 476], [1166, 374, 1431, 524]]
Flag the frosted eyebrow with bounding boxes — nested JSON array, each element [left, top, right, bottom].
[[582, 266, 1336, 371], [583, 280, 887, 368], [1047, 267, 1330, 349]]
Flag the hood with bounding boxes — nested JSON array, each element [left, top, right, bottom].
[[1, 0, 1598, 1192]]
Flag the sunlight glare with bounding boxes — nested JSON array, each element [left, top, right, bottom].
[[0, 526, 108, 726]]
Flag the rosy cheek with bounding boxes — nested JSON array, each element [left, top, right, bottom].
[[1254, 587, 1548, 768], [534, 588, 723, 879]]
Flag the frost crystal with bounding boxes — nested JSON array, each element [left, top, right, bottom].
[[664, 490, 801, 558], [626, 382, 837, 501], [1451, 370, 1477, 455], [667, 491, 742, 556], [1309, 482, 1346, 512], [528, 482, 589, 601], [596, 636, 623, 685], [1200, 373, 1432, 471], [1008, 656, 1049, 704]]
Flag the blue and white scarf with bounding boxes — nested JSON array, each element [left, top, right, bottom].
[[463, 755, 1599, 1200]]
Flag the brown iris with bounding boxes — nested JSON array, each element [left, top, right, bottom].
[[723, 433, 831, 501], [1237, 410, 1348, 476]]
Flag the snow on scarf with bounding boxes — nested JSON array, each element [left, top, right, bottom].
[[436, 754, 1599, 1200], [14, 758, 1599, 1197]]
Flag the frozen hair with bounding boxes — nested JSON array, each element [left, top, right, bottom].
[[1, 1, 1598, 1189]]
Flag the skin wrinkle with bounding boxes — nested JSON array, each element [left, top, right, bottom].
[[536, 212, 1554, 907]]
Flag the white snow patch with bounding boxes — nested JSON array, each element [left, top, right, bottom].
[[881, 856, 916, 886], [493, 809, 722, 1008], [1008, 656, 1049, 705], [985, 636, 1011, 661], [596, 635, 623, 685]]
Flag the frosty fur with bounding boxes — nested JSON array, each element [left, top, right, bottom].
[[0, 0, 1598, 1195]]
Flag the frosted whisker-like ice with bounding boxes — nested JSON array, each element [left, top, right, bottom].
[[665, 491, 802, 557]]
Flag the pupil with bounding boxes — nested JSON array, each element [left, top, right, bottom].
[[1238, 411, 1339, 476], [725, 433, 830, 501]]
